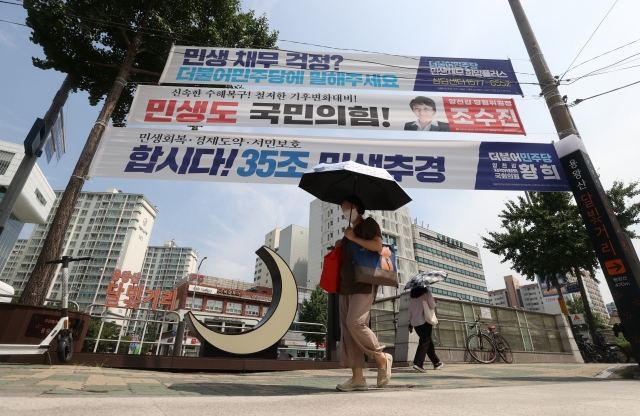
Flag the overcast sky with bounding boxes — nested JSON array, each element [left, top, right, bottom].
[[1, 0, 639, 304]]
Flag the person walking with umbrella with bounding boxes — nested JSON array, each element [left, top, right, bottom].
[[405, 271, 446, 372], [332, 195, 393, 391], [299, 161, 412, 391]]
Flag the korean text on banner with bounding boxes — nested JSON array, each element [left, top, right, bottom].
[[128, 86, 526, 135], [160, 46, 523, 95], [89, 128, 568, 192]]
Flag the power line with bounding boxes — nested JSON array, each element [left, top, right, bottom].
[[565, 37, 640, 74], [570, 80, 640, 107], [0, 18, 26, 26], [563, 52, 640, 85], [559, 0, 619, 81]]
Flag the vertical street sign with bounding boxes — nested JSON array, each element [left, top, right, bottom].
[[557, 135, 640, 359]]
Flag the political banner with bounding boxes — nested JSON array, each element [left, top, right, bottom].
[[128, 86, 526, 135], [160, 46, 523, 95], [43, 135, 54, 164], [89, 128, 569, 192]]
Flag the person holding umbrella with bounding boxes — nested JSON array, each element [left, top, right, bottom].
[[299, 161, 412, 391], [332, 195, 392, 391], [405, 271, 447, 372]]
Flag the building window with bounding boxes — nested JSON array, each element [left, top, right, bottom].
[[262, 306, 269, 316], [185, 297, 202, 310], [245, 304, 260, 316], [226, 302, 242, 314], [205, 299, 223, 312], [34, 188, 47, 206], [0, 150, 14, 175]]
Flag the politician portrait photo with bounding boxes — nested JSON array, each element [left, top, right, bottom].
[[404, 96, 450, 132]]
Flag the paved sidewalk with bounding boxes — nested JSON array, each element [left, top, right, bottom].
[[0, 362, 619, 397]]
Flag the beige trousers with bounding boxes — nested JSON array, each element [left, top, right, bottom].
[[339, 292, 385, 368]]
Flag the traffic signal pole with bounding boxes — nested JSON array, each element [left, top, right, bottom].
[[509, 0, 640, 361]]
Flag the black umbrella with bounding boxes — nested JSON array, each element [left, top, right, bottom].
[[298, 161, 412, 211]]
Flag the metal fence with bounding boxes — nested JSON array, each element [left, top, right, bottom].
[[81, 303, 327, 358], [371, 295, 567, 353]]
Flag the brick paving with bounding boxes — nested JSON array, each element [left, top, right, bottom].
[[0, 363, 617, 397]]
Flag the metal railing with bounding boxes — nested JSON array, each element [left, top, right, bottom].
[[80, 302, 328, 357], [371, 294, 568, 353]]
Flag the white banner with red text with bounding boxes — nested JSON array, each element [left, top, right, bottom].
[[128, 86, 526, 135]]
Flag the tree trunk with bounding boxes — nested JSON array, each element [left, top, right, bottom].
[[553, 280, 576, 338], [573, 265, 599, 341], [18, 3, 154, 306]]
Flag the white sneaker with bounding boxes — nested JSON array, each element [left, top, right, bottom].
[[377, 353, 393, 388], [433, 362, 443, 370], [336, 378, 368, 392], [413, 364, 427, 373]]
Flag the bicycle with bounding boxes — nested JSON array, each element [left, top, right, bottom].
[[575, 333, 605, 363], [593, 331, 630, 364], [466, 317, 513, 364]]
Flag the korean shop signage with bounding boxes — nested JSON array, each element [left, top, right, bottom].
[[128, 86, 526, 136], [105, 269, 177, 311], [89, 128, 569, 192], [160, 46, 523, 95], [557, 135, 640, 358]]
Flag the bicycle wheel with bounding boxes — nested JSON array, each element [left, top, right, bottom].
[[589, 347, 606, 363], [466, 333, 496, 364], [494, 334, 514, 364], [605, 344, 630, 363]]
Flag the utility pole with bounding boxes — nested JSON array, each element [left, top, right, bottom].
[[0, 75, 72, 235], [509, 0, 640, 361], [508, 0, 579, 140]]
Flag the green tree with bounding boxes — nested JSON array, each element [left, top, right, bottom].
[[19, 0, 278, 306], [566, 297, 609, 331], [297, 286, 328, 346], [483, 184, 640, 341], [605, 180, 640, 239]]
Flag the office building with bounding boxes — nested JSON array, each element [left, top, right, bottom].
[[307, 199, 418, 298], [254, 224, 308, 288], [2, 188, 157, 312], [490, 276, 545, 312], [520, 282, 544, 312], [253, 228, 281, 285], [412, 224, 489, 304], [606, 301, 616, 318], [0, 140, 55, 273], [140, 241, 198, 292], [489, 289, 508, 308], [504, 275, 523, 308], [577, 270, 609, 320]]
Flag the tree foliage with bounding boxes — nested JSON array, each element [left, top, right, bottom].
[[605, 180, 640, 239], [297, 286, 328, 345], [25, 0, 278, 124], [482, 191, 598, 288]]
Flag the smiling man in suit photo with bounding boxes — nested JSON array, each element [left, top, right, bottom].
[[404, 96, 450, 132]]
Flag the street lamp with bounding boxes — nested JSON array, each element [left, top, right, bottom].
[[191, 256, 208, 310]]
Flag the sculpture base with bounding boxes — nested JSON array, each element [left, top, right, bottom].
[[200, 341, 279, 360]]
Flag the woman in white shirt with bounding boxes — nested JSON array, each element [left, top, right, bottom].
[[407, 287, 443, 372]]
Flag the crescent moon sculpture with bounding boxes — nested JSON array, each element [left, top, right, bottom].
[[184, 245, 298, 356]]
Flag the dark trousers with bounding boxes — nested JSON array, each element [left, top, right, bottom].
[[413, 322, 440, 367]]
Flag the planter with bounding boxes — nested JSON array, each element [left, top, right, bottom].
[[0, 303, 91, 355]]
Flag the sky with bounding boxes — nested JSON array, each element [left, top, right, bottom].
[[1, 0, 640, 304]]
